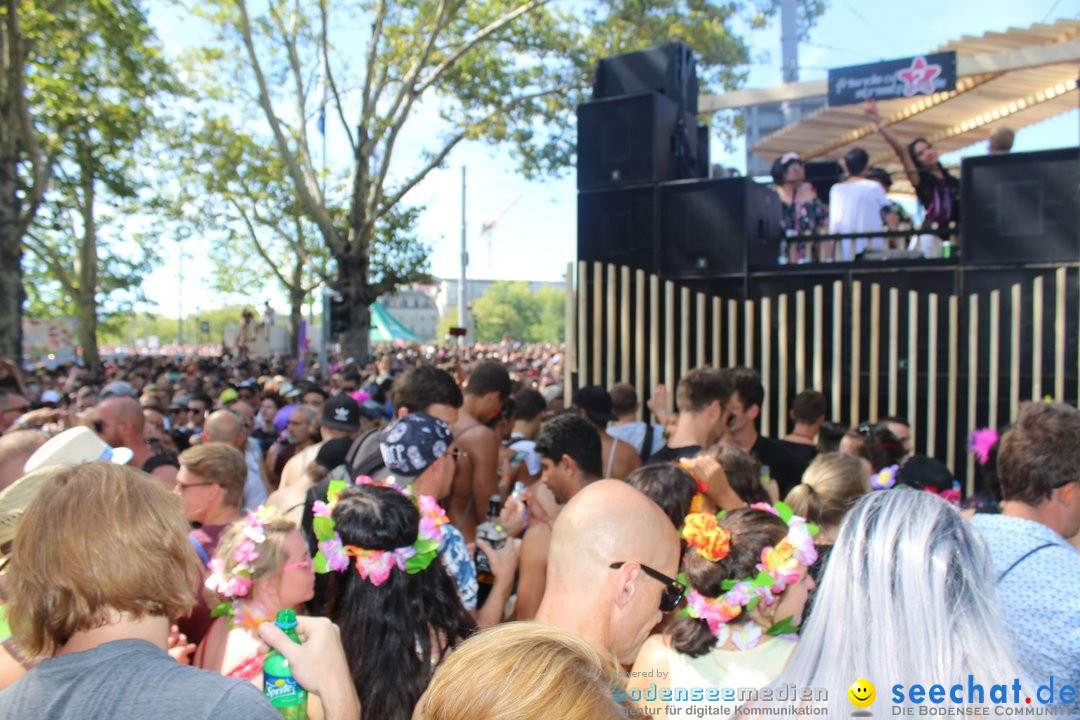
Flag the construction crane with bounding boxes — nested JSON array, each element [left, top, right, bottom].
[[480, 194, 523, 255]]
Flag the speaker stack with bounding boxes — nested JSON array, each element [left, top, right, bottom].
[[577, 43, 781, 277], [960, 147, 1080, 265]]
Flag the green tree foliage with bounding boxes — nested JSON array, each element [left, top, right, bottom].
[[14, 0, 175, 366], [471, 281, 564, 343], [179, 0, 825, 363]]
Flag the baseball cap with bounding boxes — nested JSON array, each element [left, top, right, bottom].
[[573, 385, 617, 424], [541, 384, 564, 404], [219, 387, 239, 406], [100, 381, 136, 399], [321, 394, 362, 432], [379, 413, 452, 477]]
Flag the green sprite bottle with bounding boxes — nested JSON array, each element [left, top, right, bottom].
[[263, 609, 308, 719]]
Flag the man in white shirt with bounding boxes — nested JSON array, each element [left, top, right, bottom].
[[829, 147, 899, 261]]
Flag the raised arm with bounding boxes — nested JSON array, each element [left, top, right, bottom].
[[866, 100, 921, 186]]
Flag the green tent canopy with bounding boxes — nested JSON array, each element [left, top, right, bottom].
[[370, 302, 420, 344]]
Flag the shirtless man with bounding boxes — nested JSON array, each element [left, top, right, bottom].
[[449, 361, 511, 541], [514, 413, 602, 620]]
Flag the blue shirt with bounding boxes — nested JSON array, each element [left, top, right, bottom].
[[440, 523, 478, 611], [970, 513, 1080, 702]]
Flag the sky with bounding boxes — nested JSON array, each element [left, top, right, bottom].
[[141, 0, 1080, 319]]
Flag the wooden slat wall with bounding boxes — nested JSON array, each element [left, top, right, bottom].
[[567, 263, 1076, 481]]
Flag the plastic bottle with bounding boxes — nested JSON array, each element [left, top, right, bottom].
[[474, 494, 507, 606], [263, 609, 308, 719]]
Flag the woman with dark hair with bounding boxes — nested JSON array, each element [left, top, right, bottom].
[[771, 152, 828, 263], [318, 483, 475, 720], [867, 100, 958, 256]]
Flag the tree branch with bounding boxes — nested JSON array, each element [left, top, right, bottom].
[[23, 233, 76, 297], [231, 0, 341, 253], [228, 198, 293, 289], [348, 0, 383, 152], [11, 1, 53, 239], [369, 0, 452, 163], [415, 0, 550, 95], [374, 86, 568, 222]]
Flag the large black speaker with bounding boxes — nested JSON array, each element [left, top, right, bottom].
[[578, 185, 658, 272], [659, 178, 782, 277], [577, 93, 696, 191], [593, 42, 698, 113], [804, 160, 844, 205], [962, 147, 1080, 264]]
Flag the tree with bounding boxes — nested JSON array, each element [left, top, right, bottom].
[[472, 281, 563, 343], [21, 0, 173, 366], [3, 0, 174, 366], [184, 0, 825, 361]]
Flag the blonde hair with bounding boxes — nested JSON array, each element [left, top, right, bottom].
[[422, 622, 630, 720], [6, 462, 202, 657], [784, 452, 870, 531], [204, 511, 295, 607], [179, 442, 247, 508]]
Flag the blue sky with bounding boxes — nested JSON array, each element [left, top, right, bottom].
[[142, 0, 1080, 318]]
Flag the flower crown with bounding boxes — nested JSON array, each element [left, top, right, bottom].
[[205, 505, 279, 622], [680, 502, 818, 644], [312, 475, 448, 586]]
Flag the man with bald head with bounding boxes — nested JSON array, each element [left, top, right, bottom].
[[535, 480, 682, 666], [204, 408, 267, 510], [94, 396, 153, 469]]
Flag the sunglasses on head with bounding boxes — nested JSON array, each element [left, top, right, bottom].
[[609, 561, 685, 612]]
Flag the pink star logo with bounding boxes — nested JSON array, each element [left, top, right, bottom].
[[897, 56, 942, 97]]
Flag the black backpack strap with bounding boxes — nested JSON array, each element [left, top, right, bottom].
[[996, 543, 1056, 584], [641, 423, 655, 463]]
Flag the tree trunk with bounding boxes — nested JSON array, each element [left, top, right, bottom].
[[76, 149, 99, 367], [289, 259, 304, 356], [0, 123, 22, 365], [336, 249, 371, 363], [0, 6, 23, 364], [340, 130, 372, 362]]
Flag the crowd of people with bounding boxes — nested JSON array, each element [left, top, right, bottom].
[[0, 343, 1076, 719], [773, 101, 1015, 263]]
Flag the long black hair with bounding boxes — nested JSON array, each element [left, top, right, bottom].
[[326, 484, 476, 720]]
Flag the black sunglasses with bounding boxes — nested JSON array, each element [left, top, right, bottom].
[[609, 561, 685, 612]]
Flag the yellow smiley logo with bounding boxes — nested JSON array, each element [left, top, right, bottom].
[[848, 678, 876, 708]]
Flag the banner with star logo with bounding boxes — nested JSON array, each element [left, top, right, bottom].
[[827, 52, 956, 106]]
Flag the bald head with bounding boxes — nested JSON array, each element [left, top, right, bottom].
[[549, 480, 676, 577], [538, 480, 680, 665], [0, 429, 48, 492], [204, 409, 244, 448], [96, 396, 145, 447]]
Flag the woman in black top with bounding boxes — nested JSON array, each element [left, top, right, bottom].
[[867, 100, 959, 233]]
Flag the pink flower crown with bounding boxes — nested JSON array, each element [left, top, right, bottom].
[[205, 505, 279, 623], [312, 475, 448, 586], [681, 502, 818, 644]]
